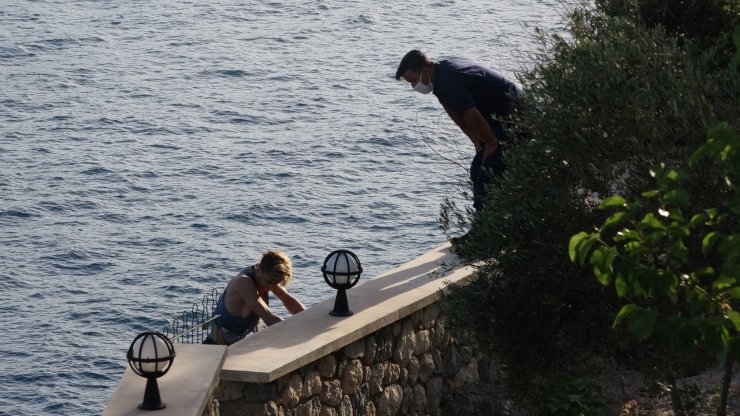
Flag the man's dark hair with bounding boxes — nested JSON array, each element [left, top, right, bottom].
[[395, 50, 433, 80]]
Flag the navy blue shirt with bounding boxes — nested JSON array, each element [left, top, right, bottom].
[[432, 58, 521, 139]]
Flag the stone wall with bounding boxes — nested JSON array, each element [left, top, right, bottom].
[[206, 302, 481, 416]]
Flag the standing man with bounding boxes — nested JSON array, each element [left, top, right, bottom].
[[395, 49, 521, 212]]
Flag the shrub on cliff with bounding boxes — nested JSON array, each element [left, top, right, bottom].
[[439, 0, 740, 409], [570, 123, 740, 415], [596, 0, 740, 58]]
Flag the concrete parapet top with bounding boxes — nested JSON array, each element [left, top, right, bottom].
[[221, 242, 475, 383], [103, 344, 226, 416]]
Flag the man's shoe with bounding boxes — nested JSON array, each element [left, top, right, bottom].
[[449, 232, 473, 256], [449, 231, 472, 246]]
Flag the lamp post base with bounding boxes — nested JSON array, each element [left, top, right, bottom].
[[138, 377, 166, 410], [138, 404, 167, 411], [330, 287, 353, 316]]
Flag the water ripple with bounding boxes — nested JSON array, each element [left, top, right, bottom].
[[0, 209, 36, 219]]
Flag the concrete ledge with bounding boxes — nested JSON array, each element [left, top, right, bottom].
[[221, 242, 475, 383], [103, 344, 226, 416]]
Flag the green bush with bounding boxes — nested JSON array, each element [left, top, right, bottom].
[[438, 0, 740, 409], [570, 123, 740, 415], [596, 0, 740, 57], [543, 375, 607, 416]]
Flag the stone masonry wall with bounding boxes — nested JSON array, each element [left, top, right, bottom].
[[205, 303, 482, 416]]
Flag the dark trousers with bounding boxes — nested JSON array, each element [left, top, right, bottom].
[[470, 144, 506, 211]]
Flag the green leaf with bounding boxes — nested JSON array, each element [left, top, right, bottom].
[[732, 26, 740, 71], [688, 213, 707, 228], [604, 211, 630, 227], [713, 275, 737, 291], [665, 169, 687, 182], [570, 233, 600, 266], [706, 325, 731, 366], [625, 240, 644, 253], [719, 235, 740, 261], [666, 209, 685, 223], [640, 213, 666, 230], [613, 304, 637, 328], [628, 307, 657, 340], [663, 189, 691, 207], [593, 268, 612, 286], [668, 240, 689, 263], [641, 190, 659, 198], [691, 266, 715, 278], [702, 232, 722, 257], [577, 236, 600, 265], [569, 232, 588, 263], [709, 123, 733, 145], [644, 230, 667, 246], [720, 143, 734, 162], [590, 246, 618, 286], [658, 272, 679, 301], [614, 229, 640, 242], [717, 213, 730, 225], [635, 269, 656, 297], [667, 223, 689, 238], [707, 208, 719, 221], [599, 195, 627, 210], [731, 194, 740, 216], [720, 263, 740, 286], [690, 140, 713, 166], [615, 272, 629, 297], [728, 287, 740, 299], [728, 311, 740, 331]]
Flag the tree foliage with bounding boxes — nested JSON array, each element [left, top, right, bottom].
[[570, 124, 740, 415], [438, 0, 740, 410], [596, 0, 740, 55]]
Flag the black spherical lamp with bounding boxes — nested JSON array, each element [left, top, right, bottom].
[[322, 249, 362, 316], [126, 331, 176, 410]]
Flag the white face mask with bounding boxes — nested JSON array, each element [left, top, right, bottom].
[[413, 70, 433, 94]]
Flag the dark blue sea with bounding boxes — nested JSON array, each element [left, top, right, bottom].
[[0, 1, 564, 414]]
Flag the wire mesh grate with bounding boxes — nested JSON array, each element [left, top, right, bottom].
[[162, 287, 221, 344]]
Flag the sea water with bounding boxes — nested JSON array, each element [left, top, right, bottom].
[[0, 1, 565, 414]]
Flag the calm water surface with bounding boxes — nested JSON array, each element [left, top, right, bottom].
[[0, 1, 565, 414]]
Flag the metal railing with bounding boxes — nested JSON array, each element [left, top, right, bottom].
[[162, 287, 221, 344]]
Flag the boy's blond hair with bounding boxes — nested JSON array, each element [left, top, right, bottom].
[[260, 250, 293, 287]]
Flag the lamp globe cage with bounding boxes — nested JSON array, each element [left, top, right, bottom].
[[322, 249, 362, 316], [126, 331, 176, 411]]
